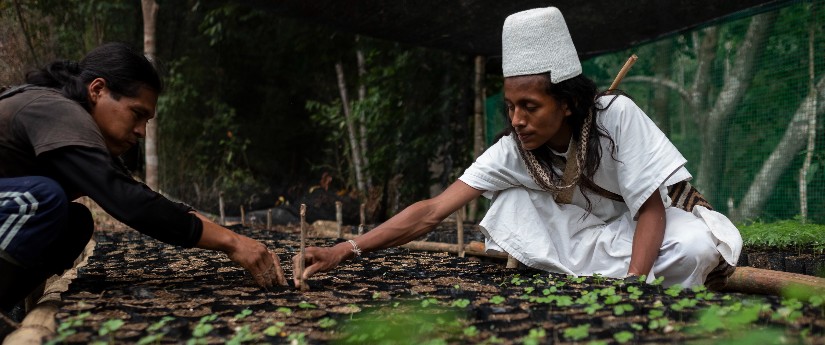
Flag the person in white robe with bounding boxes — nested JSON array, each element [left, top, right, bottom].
[[293, 7, 742, 288]]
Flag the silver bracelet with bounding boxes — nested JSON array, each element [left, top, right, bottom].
[[347, 239, 362, 257]]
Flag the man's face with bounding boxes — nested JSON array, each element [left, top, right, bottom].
[[88, 79, 157, 156]]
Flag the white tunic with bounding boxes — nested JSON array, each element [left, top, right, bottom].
[[458, 95, 741, 287]]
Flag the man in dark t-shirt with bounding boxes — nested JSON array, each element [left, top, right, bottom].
[[0, 43, 287, 320]]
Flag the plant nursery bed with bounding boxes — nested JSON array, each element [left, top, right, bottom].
[[51, 225, 825, 344]]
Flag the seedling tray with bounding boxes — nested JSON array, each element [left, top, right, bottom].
[[52, 225, 825, 344]]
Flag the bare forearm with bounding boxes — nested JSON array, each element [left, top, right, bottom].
[[193, 213, 238, 252], [627, 195, 665, 276], [351, 199, 442, 253]]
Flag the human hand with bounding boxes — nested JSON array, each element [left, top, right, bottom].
[[291, 243, 351, 288], [226, 235, 287, 289]]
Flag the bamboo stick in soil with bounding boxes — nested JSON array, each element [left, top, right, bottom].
[[335, 201, 343, 238], [266, 209, 272, 230], [358, 203, 366, 235], [456, 208, 465, 258], [218, 192, 225, 226], [240, 205, 245, 226], [298, 204, 309, 291]]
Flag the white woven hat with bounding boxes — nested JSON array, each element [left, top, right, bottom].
[[501, 7, 582, 83]]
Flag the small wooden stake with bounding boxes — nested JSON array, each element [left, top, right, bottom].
[[218, 192, 225, 226], [298, 204, 309, 291], [266, 209, 272, 230], [358, 203, 366, 235], [506, 255, 519, 269], [335, 201, 343, 238], [240, 205, 246, 226], [456, 207, 465, 258]]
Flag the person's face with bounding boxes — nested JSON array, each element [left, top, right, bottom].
[[504, 75, 572, 151], [87, 78, 157, 156]]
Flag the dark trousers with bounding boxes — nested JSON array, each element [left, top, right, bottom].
[[0, 176, 93, 310]]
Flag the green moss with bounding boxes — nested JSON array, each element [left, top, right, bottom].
[[738, 219, 825, 252]]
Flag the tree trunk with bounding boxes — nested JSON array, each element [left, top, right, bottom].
[[694, 12, 776, 205], [467, 56, 485, 222], [142, 0, 159, 190], [731, 76, 825, 222], [355, 46, 372, 189], [798, 15, 817, 223], [335, 62, 366, 193]]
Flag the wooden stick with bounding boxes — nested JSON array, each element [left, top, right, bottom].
[[506, 255, 520, 268], [358, 203, 366, 235], [608, 54, 638, 92], [456, 208, 465, 258], [240, 205, 245, 226], [266, 209, 272, 230], [298, 204, 309, 291], [218, 192, 225, 226], [335, 201, 343, 238]]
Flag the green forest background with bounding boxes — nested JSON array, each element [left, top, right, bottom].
[[1, 1, 823, 224]]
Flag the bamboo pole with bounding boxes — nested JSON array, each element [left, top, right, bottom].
[[240, 205, 245, 226], [456, 208, 465, 258], [218, 192, 225, 226], [335, 201, 343, 238], [358, 203, 366, 235], [266, 209, 272, 230], [721, 267, 825, 298], [608, 54, 638, 92], [298, 204, 309, 291]]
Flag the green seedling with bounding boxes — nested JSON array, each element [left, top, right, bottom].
[[263, 321, 286, 336], [421, 298, 439, 308], [234, 308, 253, 320], [563, 324, 590, 341], [287, 332, 307, 345], [451, 299, 470, 308], [47, 312, 92, 345], [276, 307, 293, 315], [613, 331, 634, 344], [613, 304, 634, 316], [584, 303, 603, 315], [187, 314, 218, 345], [98, 318, 125, 344], [463, 326, 479, 337], [523, 287, 535, 294], [522, 328, 546, 345], [227, 325, 260, 345], [489, 295, 505, 305], [319, 317, 338, 328], [298, 301, 317, 309], [664, 284, 683, 297]]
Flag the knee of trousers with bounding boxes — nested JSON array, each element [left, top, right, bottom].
[[0, 176, 69, 267], [666, 230, 719, 267]]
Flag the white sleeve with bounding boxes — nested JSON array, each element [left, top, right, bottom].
[[599, 96, 689, 218], [458, 135, 534, 199]]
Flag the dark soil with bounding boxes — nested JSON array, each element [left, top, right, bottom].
[[52, 225, 825, 344]]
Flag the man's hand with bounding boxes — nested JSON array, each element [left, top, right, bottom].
[[226, 234, 287, 288], [193, 213, 287, 288], [291, 243, 351, 287]]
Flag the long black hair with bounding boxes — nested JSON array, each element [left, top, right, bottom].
[[25, 42, 162, 111], [500, 73, 621, 212]]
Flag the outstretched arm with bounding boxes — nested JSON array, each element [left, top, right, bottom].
[[293, 180, 483, 286], [627, 192, 666, 277]]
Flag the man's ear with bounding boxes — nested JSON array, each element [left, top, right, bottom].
[[563, 102, 573, 117], [87, 78, 107, 105]]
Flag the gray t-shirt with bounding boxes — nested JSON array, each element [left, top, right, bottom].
[[0, 87, 107, 177]]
